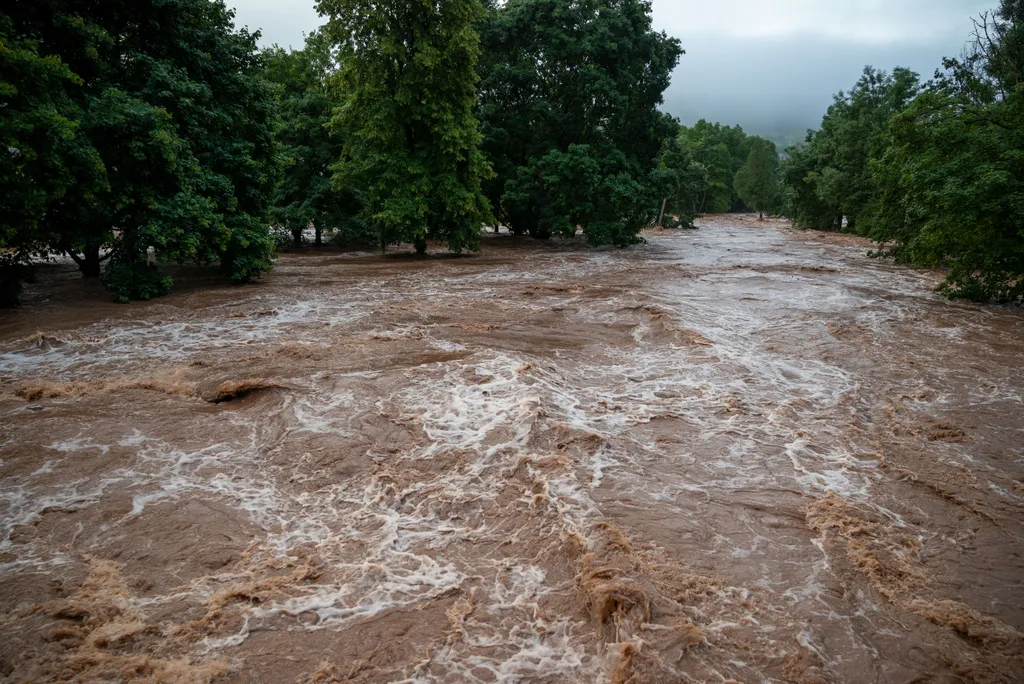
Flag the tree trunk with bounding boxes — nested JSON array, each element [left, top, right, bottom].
[[73, 242, 103, 278], [508, 208, 535, 236], [414, 237, 428, 255], [759, 211, 764, 220], [292, 228, 303, 246], [507, 214, 527, 236], [658, 198, 668, 228], [315, 225, 323, 247]]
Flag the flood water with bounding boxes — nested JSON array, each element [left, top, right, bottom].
[[1, 215, 1022, 683]]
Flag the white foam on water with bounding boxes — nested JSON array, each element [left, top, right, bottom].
[[0, 297, 370, 377], [2, 220, 1022, 682]]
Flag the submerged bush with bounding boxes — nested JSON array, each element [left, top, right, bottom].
[[101, 261, 173, 304]]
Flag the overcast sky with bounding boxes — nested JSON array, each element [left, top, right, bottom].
[[227, 0, 993, 141]]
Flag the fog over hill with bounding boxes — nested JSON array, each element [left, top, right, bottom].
[[654, 0, 993, 146], [230, 0, 994, 146]]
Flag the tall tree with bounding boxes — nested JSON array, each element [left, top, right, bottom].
[[734, 139, 779, 219], [650, 131, 707, 228], [870, 1, 1023, 303], [1, 0, 279, 302], [0, 13, 80, 252], [0, 10, 93, 304], [264, 30, 362, 248], [781, 136, 837, 231], [477, 0, 682, 246], [318, 0, 492, 254], [784, 66, 920, 234]]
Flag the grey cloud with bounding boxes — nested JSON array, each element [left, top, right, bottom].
[[228, 0, 323, 49], [651, 0, 992, 42], [663, 31, 976, 142], [653, 0, 994, 140]]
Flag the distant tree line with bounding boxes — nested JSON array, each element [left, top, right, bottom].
[[782, 0, 1022, 304], [676, 121, 779, 217]]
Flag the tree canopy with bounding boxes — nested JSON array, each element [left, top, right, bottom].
[[650, 130, 708, 229], [679, 121, 774, 214], [476, 0, 683, 246], [317, 0, 493, 255], [869, 1, 1023, 303], [1, 0, 279, 303], [781, 2, 1023, 304], [782, 66, 920, 233], [263, 30, 363, 248], [734, 139, 779, 220], [9, 0, 1016, 308]]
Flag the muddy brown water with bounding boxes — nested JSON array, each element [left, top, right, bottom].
[[1, 215, 1022, 683]]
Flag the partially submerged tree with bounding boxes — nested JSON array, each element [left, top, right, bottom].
[[318, 0, 493, 254], [0, 10, 91, 303], [781, 137, 837, 231], [779, 2, 1022, 303], [650, 132, 707, 228], [734, 139, 779, 219], [783, 66, 920, 234]]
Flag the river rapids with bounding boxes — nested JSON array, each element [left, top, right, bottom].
[[1, 216, 1022, 683]]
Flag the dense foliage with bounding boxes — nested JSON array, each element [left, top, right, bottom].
[[650, 129, 708, 229], [734, 139, 780, 219], [870, 2, 1023, 303], [263, 30, 363, 248], [317, 0, 493, 254], [679, 121, 775, 214], [1, 0, 278, 303], [782, 1, 1022, 304], [782, 67, 920, 233], [476, 0, 683, 245], [3, 0, 703, 305], [19, 0, 1017, 309]]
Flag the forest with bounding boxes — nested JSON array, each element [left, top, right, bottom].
[[783, 1, 1024, 305], [1, 0, 1022, 305]]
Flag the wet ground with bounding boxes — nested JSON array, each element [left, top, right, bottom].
[[1, 215, 1022, 683]]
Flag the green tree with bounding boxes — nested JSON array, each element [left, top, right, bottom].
[[870, 1, 1023, 303], [1, 0, 278, 302], [318, 0, 493, 254], [477, 0, 682, 245], [784, 66, 920, 234], [264, 30, 363, 248], [0, 11, 92, 304], [734, 139, 779, 219], [680, 121, 756, 213], [781, 137, 837, 231], [650, 131, 707, 228], [0, 14, 78, 249]]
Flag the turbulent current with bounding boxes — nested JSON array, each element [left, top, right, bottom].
[[1, 216, 1022, 683]]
